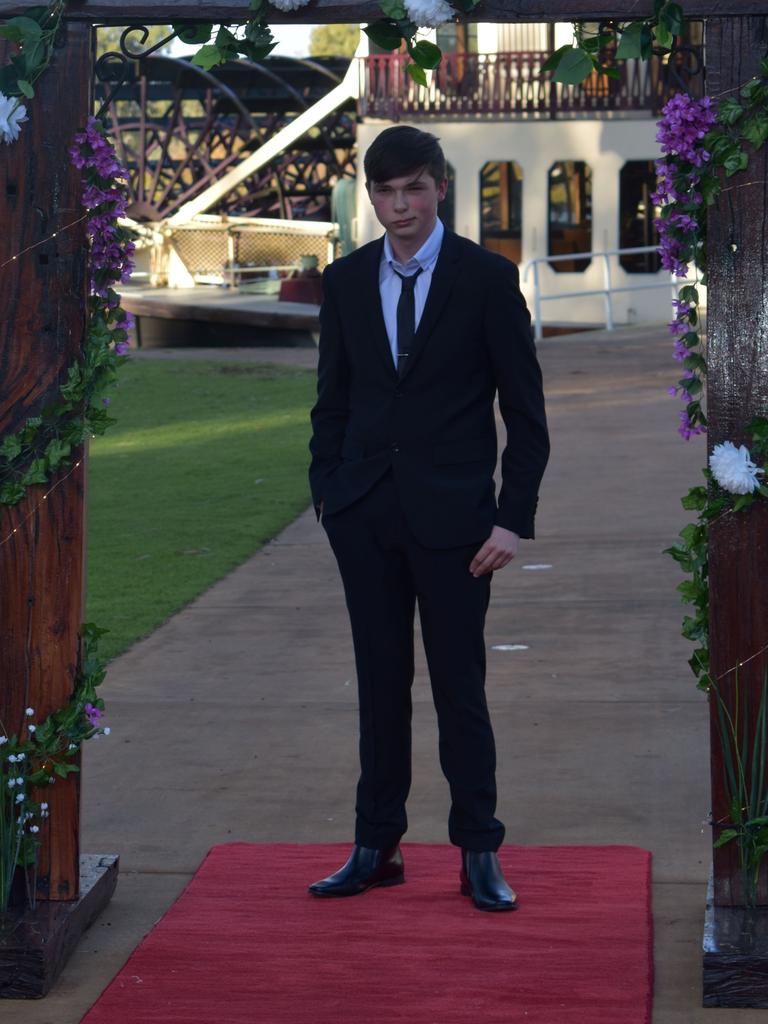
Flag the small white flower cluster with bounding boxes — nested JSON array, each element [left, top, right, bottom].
[[709, 441, 765, 495], [404, 0, 454, 27], [0, 93, 28, 145], [7, 776, 24, 788], [268, 0, 311, 10]]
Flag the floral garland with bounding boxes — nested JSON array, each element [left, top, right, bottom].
[[0, 0, 482, 118], [653, 92, 716, 441], [0, 0, 65, 144], [0, 117, 134, 506], [654, 56, 768, 901], [661, 61, 768, 688], [0, 118, 133, 910], [0, 0, 708, 126], [1, 625, 110, 911], [667, 422, 768, 903]]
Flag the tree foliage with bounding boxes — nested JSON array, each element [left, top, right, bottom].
[[95, 25, 174, 59], [309, 24, 360, 59]]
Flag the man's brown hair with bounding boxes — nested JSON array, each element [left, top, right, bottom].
[[364, 125, 447, 188]]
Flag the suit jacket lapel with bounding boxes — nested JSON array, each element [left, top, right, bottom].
[[399, 230, 462, 384], [357, 236, 397, 380]]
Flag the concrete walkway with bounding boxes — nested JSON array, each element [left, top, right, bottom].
[[13, 326, 762, 1022]]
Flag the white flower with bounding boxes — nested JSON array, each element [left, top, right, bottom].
[[0, 736, 7, 746], [710, 441, 764, 495], [28, 725, 36, 734], [0, 93, 27, 145], [7, 754, 17, 763], [15, 793, 24, 803], [16, 753, 25, 760], [269, 0, 311, 10], [404, 0, 454, 28], [16, 777, 23, 785], [30, 825, 39, 833], [7, 778, 16, 788], [40, 802, 48, 811], [25, 707, 34, 717], [48, 776, 55, 784], [103, 727, 111, 736]]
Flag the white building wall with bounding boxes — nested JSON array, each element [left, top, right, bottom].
[[356, 118, 681, 328]]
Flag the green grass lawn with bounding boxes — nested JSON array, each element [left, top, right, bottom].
[[86, 359, 317, 662]]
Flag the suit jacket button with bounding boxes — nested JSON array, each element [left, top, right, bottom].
[[391, 444, 400, 453]]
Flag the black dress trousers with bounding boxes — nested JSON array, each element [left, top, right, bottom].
[[322, 468, 505, 853]]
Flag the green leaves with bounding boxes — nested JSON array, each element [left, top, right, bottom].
[[0, 15, 43, 43], [0, 434, 22, 462], [186, 20, 277, 69], [616, 22, 651, 60], [713, 828, 738, 849], [364, 19, 404, 52], [379, 0, 407, 18], [0, 0, 67, 104], [741, 113, 768, 151], [681, 486, 708, 512], [406, 63, 428, 86], [409, 39, 441, 70], [190, 44, 226, 70], [541, 5, 683, 87], [363, 15, 442, 84], [172, 23, 213, 45], [723, 147, 749, 178], [542, 45, 594, 85], [719, 97, 744, 127]]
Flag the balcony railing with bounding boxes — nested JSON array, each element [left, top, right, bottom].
[[359, 50, 703, 120]]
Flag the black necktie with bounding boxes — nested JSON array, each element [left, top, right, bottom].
[[393, 267, 423, 378]]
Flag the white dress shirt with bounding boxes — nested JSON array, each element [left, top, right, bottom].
[[379, 218, 444, 367]]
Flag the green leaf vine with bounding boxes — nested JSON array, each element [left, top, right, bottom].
[[0, 0, 66, 110], [542, 1, 684, 85], [1, 624, 110, 911]]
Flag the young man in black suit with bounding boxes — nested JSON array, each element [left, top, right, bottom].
[[308, 126, 549, 911]]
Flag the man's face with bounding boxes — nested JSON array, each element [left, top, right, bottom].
[[368, 168, 448, 251]]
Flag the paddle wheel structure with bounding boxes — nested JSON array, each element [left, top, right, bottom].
[[2, 0, 768, 1008], [96, 53, 356, 223]]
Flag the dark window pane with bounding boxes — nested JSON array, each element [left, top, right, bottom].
[[548, 161, 592, 272], [437, 22, 478, 53], [619, 160, 661, 273], [480, 161, 522, 265]]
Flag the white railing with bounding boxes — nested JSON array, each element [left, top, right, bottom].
[[522, 246, 694, 342]]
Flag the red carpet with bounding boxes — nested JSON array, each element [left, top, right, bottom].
[[83, 843, 652, 1024]]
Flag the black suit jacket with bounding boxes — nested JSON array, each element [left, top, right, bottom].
[[308, 229, 549, 549]]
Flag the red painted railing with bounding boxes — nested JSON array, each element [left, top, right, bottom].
[[359, 51, 702, 120]]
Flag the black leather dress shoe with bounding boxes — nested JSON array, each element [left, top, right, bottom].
[[308, 844, 405, 897], [460, 850, 517, 911]]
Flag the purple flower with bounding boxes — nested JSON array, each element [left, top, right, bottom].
[[115, 340, 129, 355], [84, 702, 102, 727], [668, 319, 689, 336], [678, 409, 707, 441]]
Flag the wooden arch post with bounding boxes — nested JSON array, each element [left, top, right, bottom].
[[0, 20, 117, 998], [1, 0, 768, 1006], [703, 12, 768, 1006]]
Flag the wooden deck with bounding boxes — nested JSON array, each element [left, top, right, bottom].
[[121, 287, 320, 347]]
